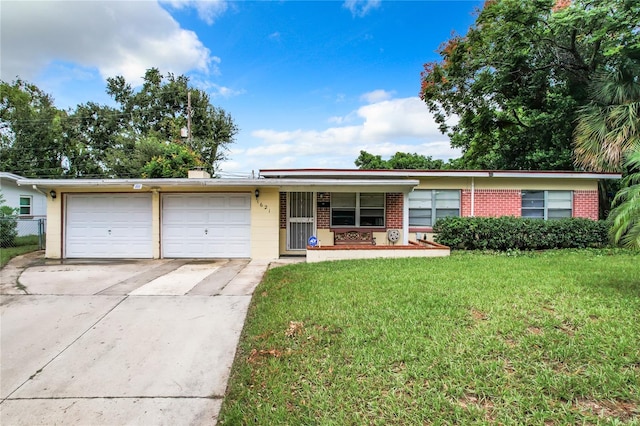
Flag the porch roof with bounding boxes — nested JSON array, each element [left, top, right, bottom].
[[16, 177, 420, 193]]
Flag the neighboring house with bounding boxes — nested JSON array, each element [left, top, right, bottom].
[[0, 172, 47, 236], [17, 169, 619, 260]]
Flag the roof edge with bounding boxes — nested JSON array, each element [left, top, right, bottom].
[[259, 169, 621, 179]]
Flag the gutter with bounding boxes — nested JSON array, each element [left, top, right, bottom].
[[16, 178, 420, 191], [260, 169, 622, 180]]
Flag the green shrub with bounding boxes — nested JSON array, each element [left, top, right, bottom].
[[0, 205, 18, 248], [433, 216, 609, 250]]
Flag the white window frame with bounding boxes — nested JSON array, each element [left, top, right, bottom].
[[521, 190, 573, 220], [19, 195, 32, 216], [330, 192, 385, 228], [408, 189, 460, 227]]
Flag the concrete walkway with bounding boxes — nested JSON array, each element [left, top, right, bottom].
[[0, 254, 299, 425]]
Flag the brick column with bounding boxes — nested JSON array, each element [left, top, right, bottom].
[[317, 192, 330, 229], [573, 190, 599, 220], [385, 193, 403, 229]]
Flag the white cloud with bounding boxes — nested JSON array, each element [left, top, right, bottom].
[[190, 76, 246, 98], [360, 89, 395, 103], [161, 0, 229, 25], [343, 0, 381, 18], [0, 1, 216, 85], [218, 96, 460, 173]]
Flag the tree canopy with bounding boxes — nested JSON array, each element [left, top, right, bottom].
[[573, 55, 640, 172], [420, 0, 640, 170], [1, 68, 238, 178], [355, 150, 447, 170], [0, 80, 66, 177]]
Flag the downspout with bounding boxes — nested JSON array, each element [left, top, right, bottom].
[[32, 184, 47, 197], [470, 178, 475, 217]]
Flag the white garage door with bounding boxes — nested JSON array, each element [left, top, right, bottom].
[[162, 193, 251, 258], [65, 194, 153, 258]]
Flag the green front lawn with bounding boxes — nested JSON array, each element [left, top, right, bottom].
[[0, 235, 42, 268], [219, 250, 639, 425]]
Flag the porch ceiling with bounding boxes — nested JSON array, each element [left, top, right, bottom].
[[275, 178, 419, 193]]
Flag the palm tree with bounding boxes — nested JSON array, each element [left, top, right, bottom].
[[573, 58, 640, 172], [574, 55, 640, 248], [609, 149, 640, 248]]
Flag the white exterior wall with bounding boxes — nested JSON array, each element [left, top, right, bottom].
[[0, 175, 48, 236]]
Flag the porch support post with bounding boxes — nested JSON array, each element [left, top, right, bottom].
[[403, 191, 409, 244]]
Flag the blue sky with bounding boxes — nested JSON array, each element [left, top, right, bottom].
[[1, 0, 482, 176]]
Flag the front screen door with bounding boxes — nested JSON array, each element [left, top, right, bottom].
[[287, 192, 315, 250]]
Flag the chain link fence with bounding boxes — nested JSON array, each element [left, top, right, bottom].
[[0, 216, 46, 250]]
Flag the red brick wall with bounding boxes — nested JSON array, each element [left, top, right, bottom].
[[573, 190, 599, 220], [462, 189, 521, 217], [386, 193, 403, 229], [461, 190, 472, 217], [317, 192, 330, 228]]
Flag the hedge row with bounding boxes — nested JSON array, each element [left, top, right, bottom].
[[432, 216, 609, 251]]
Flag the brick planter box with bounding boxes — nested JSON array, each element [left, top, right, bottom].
[[306, 240, 450, 263]]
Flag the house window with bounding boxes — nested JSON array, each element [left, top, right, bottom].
[[521, 191, 572, 219], [408, 190, 460, 227], [19, 196, 32, 216], [331, 193, 385, 227]]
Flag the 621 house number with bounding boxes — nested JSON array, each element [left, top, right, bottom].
[[259, 202, 270, 213]]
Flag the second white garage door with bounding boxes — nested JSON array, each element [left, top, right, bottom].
[[162, 193, 251, 258]]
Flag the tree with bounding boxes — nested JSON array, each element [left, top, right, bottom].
[[420, 0, 640, 170], [355, 150, 446, 169], [608, 149, 640, 248], [61, 102, 124, 177], [140, 140, 203, 178], [0, 80, 66, 177], [354, 150, 389, 169], [0, 192, 18, 248], [573, 56, 640, 172], [105, 68, 238, 176], [387, 152, 445, 170], [573, 53, 640, 246]]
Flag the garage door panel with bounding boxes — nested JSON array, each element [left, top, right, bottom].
[[207, 197, 226, 208], [66, 194, 152, 258], [228, 196, 250, 208], [162, 194, 251, 258]]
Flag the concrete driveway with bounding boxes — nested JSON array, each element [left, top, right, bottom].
[[0, 253, 294, 425]]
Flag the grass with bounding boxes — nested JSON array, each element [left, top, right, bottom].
[[0, 235, 41, 268], [219, 249, 640, 425]]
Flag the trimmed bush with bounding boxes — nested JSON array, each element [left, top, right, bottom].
[[0, 206, 18, 248], [433, 216, 609, 250]]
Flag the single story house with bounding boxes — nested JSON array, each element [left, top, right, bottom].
[[1, 172, 47, 236], [17, 169, 619, 261]]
